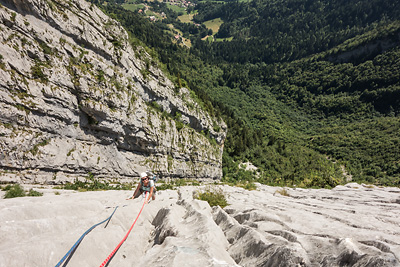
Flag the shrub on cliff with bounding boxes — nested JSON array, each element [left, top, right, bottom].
[[4, 184, 26, 199], [195, 186, 228, 208], [27, 189, 43, 197]]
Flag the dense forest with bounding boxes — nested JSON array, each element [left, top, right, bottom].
[[91, 0, 400, 187], [193, 0, 400, 63]]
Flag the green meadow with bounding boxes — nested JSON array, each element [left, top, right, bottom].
[[122, 3, 145, 12], [203, 18, 223, 34]]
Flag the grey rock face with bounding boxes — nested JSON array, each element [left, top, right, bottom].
[[0, 0, 226, 183]]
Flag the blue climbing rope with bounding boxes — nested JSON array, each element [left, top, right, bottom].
[[100, 193, 147, 267], [55, 206, 119, 267]]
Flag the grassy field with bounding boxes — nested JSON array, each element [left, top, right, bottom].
[[178, 13, 194, 23], [122, 3, 163, 20], [182, 37, 192, 47], [122, 3, 145, 12], [166, 3, 186, 13], [203, 18, 223, 34], [178, 10, 198, 23]]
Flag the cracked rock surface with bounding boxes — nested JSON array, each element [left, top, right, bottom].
[[0, 182, 399, 266]]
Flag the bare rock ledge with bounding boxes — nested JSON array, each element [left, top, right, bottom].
[[0, 183, 399, 266]]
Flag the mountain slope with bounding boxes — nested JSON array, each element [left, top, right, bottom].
[[193, 0, 400, 64], [190, 0, 400, 186], [86, 0, 400, 186]]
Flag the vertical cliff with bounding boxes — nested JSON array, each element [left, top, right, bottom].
[[0, 0, 226, 183]]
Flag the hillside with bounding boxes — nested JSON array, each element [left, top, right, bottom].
[[94, 0, 400, 187], [192, 0, 400, 64]]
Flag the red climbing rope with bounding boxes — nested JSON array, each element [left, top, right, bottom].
[[99, 193, 147, 267]]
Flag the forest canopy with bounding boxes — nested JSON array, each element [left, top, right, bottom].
[[92, 0, 400, 187]]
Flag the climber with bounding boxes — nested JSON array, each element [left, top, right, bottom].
[[127, 172, 156, 203]]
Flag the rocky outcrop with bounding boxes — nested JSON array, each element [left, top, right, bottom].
[[0, 183, 399, 266], [0, 0, 226, 184]]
